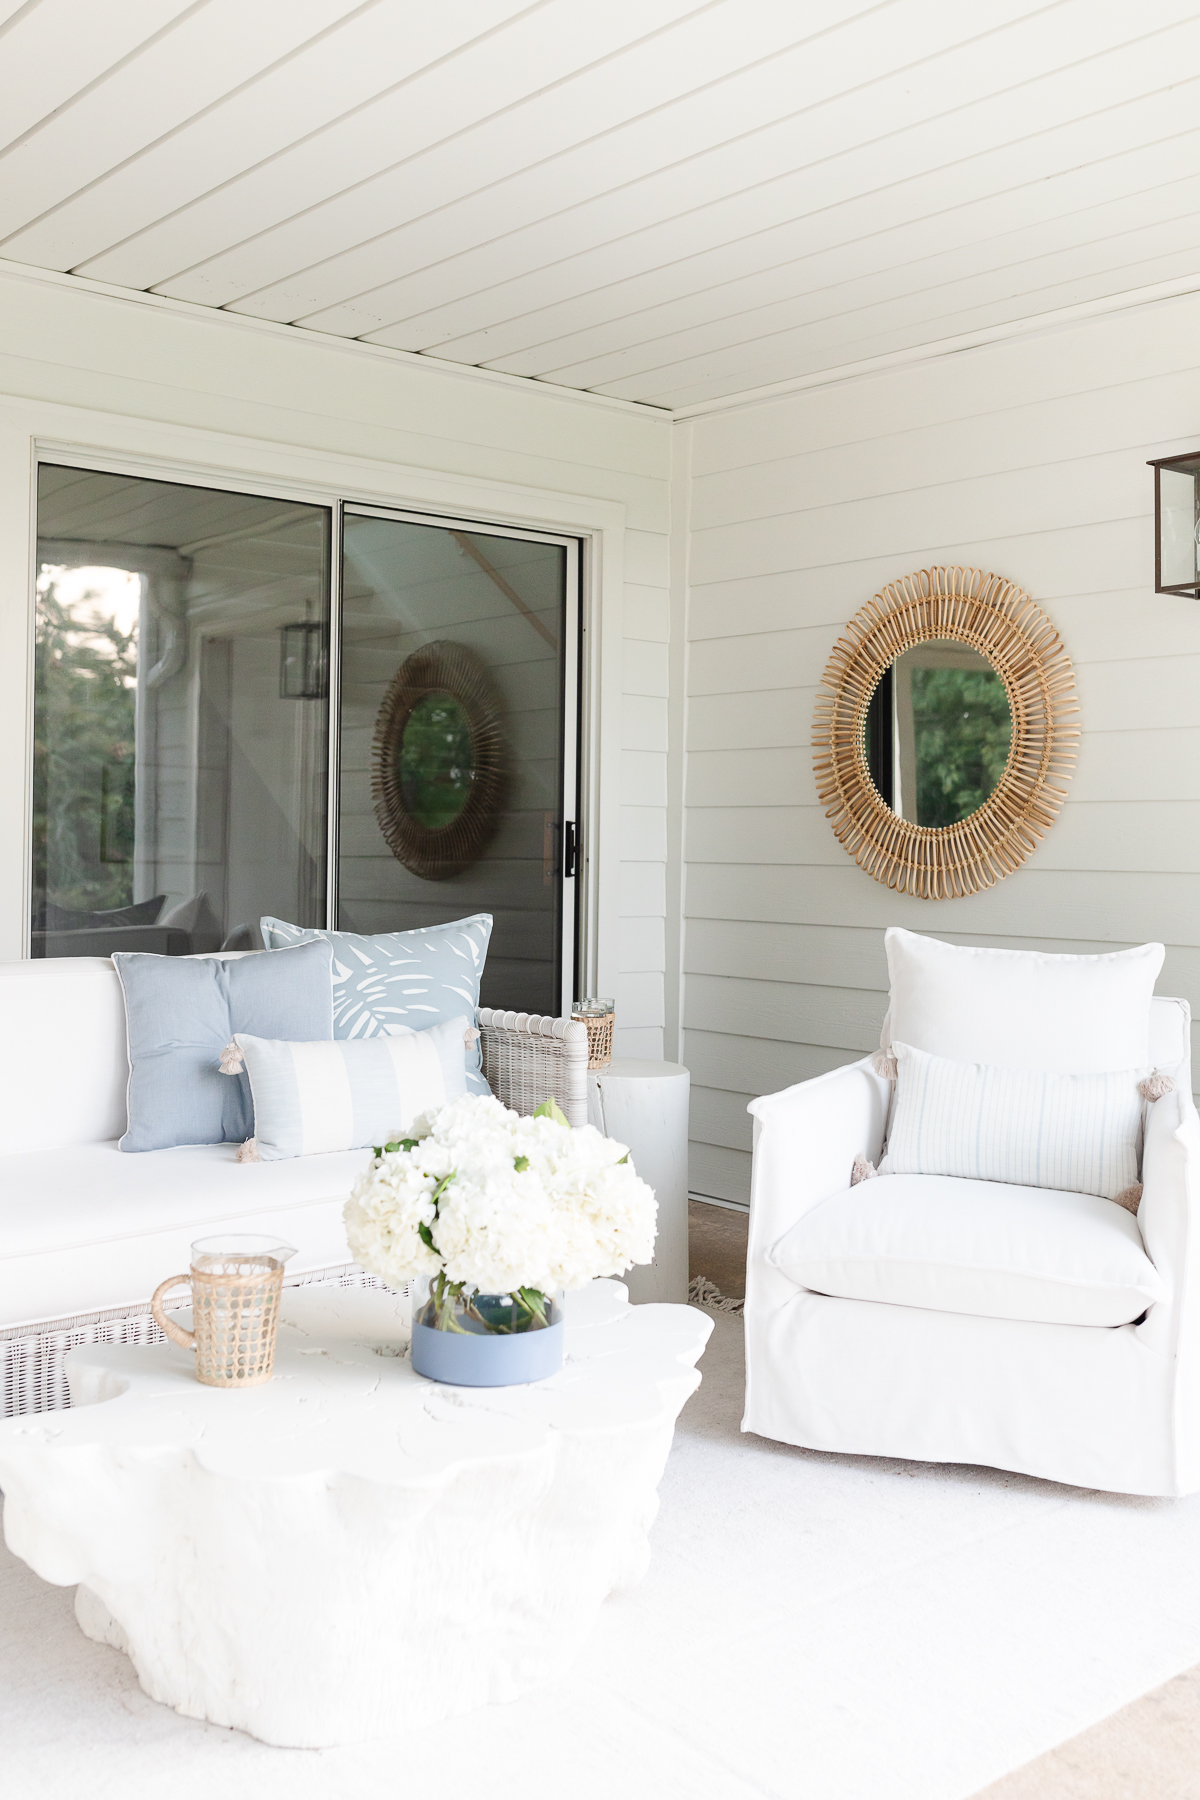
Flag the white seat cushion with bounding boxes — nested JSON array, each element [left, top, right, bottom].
[[770, 1175, 1166, 1328], [0, 1141, 374, 1332]]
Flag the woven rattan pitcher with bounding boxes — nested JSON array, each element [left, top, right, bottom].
[[151, 1235, 296, 1388]]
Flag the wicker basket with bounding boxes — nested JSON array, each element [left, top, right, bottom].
[[572, 1005, 614, 1071], [151, 1258, 285, 1388]]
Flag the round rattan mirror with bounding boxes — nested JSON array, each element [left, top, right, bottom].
[[813, 567, 1078, 899], [371, 640, 505, 881]]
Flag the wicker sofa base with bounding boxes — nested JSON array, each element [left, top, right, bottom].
[[1, 1264, 393, 1419]]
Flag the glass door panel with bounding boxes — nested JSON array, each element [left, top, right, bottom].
[[32, 464, 330, 958], [338, 511, 577, 1015]]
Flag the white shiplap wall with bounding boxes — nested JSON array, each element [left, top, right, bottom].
[[678, 289, 1200, 1203], [0, 268, 672, 1051]]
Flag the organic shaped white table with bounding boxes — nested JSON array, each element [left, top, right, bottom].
[[0, 1280, 711, 1748]]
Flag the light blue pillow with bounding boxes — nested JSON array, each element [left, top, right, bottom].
[[112, 940, 335, 1152], [236, 1017, 470, 1161], [259, 913, 492, 1095]]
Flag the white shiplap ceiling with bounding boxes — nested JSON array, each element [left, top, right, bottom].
[[1, 0, 1199, 411]]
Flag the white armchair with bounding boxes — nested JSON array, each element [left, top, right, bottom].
[[743, 995, 1200, 1497]]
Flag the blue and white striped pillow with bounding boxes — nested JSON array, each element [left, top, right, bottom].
[[881, 1041, 1147, 1201], [236, 1017, 470, 1161]]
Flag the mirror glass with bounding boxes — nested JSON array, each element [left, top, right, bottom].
[[863, 639, 1012, 827], [397, 692, 476, 830]]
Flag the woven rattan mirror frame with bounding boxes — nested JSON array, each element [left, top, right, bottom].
[[371, 640, 506, 881], [813, 566, 1078, 899]]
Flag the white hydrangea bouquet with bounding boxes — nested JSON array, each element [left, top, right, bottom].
[[343, 1092, 657, 1338]]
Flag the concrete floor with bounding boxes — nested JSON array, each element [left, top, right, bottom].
[[974, 1663, 1200, 1799], [688, 1196, 1200, 1796], [688, 1198, 748, 1300]]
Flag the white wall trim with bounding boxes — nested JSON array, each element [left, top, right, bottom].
[[663, 418, 692, 1064], [0, 395, 627, 984], [671, 270, 1200, 422], [12, 255, 1197, 435], [0, 256, 669, 423]]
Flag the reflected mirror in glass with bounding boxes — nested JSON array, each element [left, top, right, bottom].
[[339, 514, 570, 1015], [863, 639, 1012, 828], [398, 691, 477, 830]]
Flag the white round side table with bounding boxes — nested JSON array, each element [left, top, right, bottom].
[[587, 1058, 690, 1303]]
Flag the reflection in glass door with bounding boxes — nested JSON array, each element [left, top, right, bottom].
[[31, 464, 330, 959], [337, 510, 578, 1015]]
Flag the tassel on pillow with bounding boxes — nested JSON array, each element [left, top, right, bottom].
[[871, 1050, 898, 1081], [1113, 1182, 1143, 1214], [219, 1039, 245, 1076], [237, 1137, 261, 1164], [1138, 1071, 1175, 1102], [851, 1156, 876, 1186]]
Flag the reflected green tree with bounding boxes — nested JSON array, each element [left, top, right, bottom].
[[32, 578, 137, 914], [398, 692, 476, 830], [912, 667, 1012, 828]]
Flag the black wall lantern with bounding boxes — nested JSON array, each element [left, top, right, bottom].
[[279, 621, 328, 699], [1148, 450, 1200, 598]]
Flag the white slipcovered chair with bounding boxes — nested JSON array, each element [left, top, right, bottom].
[[743, 932, 1200, 1497]]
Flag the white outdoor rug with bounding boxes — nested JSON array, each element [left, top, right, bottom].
[[4, 1310, 1200, 1800]]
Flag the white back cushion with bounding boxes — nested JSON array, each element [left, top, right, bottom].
[[882, 929, 1164, 1073], [0, 958, 128, 1151]]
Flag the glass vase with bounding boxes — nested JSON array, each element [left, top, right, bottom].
[[409, 1273, 563, 1387]]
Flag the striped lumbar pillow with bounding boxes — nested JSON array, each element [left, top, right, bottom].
[[235, 1017, 470, 1161], [880, 1041, 1147, 1202]]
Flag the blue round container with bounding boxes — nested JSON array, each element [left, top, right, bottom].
[[410, 1316, 564, 1386]]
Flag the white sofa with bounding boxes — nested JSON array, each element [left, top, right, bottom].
[[743, 995, 1200, 1497], [1, 957, 588, 1417]]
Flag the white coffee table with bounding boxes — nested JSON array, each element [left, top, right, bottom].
[[0, 1280, 711, 1748]]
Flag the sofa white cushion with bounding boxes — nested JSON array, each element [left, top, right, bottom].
[[0, 958, 128, 1152], [881, 929, 1164, 1073], [770, 1174, 1165, 1328], [0, 1141, 373, 1332], [880, 1042, 1145, 1201]]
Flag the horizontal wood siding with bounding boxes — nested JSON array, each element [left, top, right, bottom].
[[680, 291, 1200, 1203]]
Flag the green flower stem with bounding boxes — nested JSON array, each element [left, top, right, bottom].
[[429, 1270, 472, 1333], [515, 1287, 550, 1329]]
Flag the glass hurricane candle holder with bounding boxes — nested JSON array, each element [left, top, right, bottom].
[[571, 996, 614, 1069]]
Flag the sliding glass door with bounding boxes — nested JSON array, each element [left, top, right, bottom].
[[31, 468, 583, 1012], [32, 465, 330, 958], [337, 509, 578, 1015]]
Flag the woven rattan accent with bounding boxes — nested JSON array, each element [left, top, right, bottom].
[[371, 640, 505, 881], [813, 566, 1078, 899], [477, 1008, 589, 1126], [152, 1259, 285, 1388], [573, 1009, 614, 1070]]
